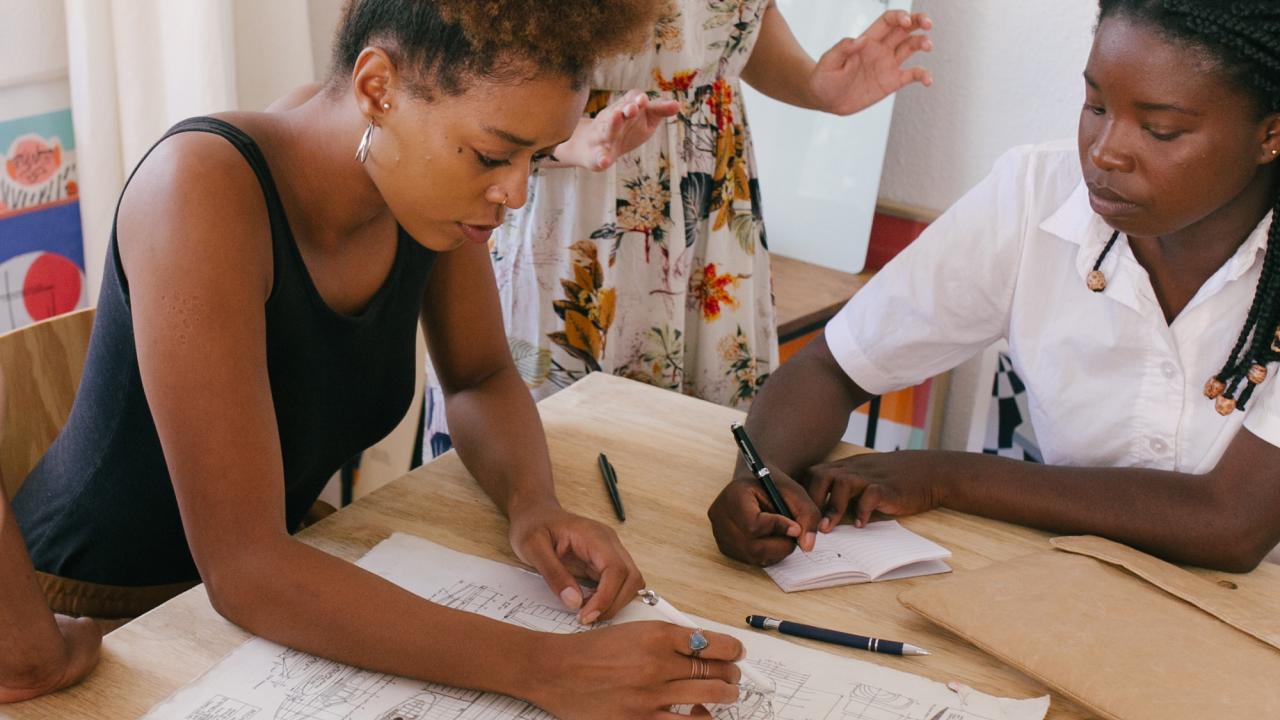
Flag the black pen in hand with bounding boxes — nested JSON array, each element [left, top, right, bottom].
[[730, 422, 794, 521]]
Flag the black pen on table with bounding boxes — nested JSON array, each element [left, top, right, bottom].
[[729, 422, 793, 521], [746, 615, 929, 656], [597, 453, 625, 522]]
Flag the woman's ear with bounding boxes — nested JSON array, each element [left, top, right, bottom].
[[351, 47, 397, 119], [1260, 112, 1280, 164]]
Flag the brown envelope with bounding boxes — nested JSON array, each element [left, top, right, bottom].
[[898, 536, 1280, 720]]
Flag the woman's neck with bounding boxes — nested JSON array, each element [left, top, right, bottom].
[[269, 88, 394, 248], [1129, 166, 1277, 323]]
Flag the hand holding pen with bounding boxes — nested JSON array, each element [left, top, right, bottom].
[[710, 424, 823, 564]]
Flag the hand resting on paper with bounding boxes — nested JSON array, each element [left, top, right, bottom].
[[532, 622, 744, 719], [804, 451, 950, 530], [507, 500, 645, 624]]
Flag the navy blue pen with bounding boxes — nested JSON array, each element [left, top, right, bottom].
[[746, 615, 929, 656]]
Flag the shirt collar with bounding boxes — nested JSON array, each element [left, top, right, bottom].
[[1039, 179, 1274, 303]]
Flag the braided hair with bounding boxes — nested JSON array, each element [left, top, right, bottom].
[[1094, 0, 1280, 414]]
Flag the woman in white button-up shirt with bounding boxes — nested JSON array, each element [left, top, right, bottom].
[[709, 0, 1280, 573]]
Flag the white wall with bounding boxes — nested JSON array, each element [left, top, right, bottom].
[[878, 0, 1099, 215], [0, 0, 70, 123], [233, 0, 319, 112], [308, 0, 347, 83], [872, 1, 1101, 451]]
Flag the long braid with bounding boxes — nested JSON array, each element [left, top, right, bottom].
[[1099, 0, 1280, 415]]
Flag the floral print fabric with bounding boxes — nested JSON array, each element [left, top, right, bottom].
[[490, 0, 777, 408]]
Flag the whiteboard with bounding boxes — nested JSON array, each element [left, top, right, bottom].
[[742, 0, 911, 274]]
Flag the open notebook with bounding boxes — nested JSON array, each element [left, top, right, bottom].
[[765, 520, 952, 592]]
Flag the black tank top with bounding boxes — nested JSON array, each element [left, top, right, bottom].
[[14, 117, 436, 586]]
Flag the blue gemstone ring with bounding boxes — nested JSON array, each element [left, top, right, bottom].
[[689, 629, 710, 656]]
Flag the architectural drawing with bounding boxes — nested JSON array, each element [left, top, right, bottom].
[[183, 695, 261, 720], [272, 654, 393, 720], [429, 581, 601, 635], [142, 534, 1048, 720]]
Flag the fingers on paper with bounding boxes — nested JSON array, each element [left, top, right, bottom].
[[525, 533, 585, 612], [854, 483, 890, 528], [806, 462, 871, 530], [580, 558, 643, 623], [664, 678, 741, 706]]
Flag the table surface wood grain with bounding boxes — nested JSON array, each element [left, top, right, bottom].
[[7, 373, 1277, 719]]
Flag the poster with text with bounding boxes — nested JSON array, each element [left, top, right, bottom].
[[0, 108, 87, 333]]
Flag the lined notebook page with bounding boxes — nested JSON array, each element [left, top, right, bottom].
[[765, 521, 951, 592]]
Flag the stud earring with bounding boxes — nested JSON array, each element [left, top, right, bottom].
[[382, 101, 391, 111]]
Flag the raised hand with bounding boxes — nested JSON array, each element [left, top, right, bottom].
[[809, 10, 934, 116], [553, 90, 681, 171]]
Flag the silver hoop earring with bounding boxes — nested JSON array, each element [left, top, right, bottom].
[[355, 121, 376, 164]]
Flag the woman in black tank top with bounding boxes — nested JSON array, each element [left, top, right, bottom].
[[8, 1, 747, 716]]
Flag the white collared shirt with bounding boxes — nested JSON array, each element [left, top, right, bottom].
[[826, 139, 1279, 475]]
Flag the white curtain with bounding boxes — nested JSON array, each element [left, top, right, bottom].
[[62, 0, 323, 299]]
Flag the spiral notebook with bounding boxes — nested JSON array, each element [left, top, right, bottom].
[[765, 520, 951, 592]]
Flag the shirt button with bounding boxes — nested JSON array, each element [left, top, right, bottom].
[[1160, 362, 1177, 379], [1149, 437, 1169, 453]]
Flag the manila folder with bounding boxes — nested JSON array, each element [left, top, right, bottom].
[[898, 535, 1280, 720]]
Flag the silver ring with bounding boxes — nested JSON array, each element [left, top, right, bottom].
[[689, 629, 709, 657]]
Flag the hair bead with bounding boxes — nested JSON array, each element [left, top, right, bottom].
[[1248, 363, 1269, 385], [1216, 394, 1238, 416], [1086, 231, 1122, 293]]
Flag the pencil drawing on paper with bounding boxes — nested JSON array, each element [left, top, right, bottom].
[[258, 649, 394, 720], [430, 581, 603, 635], [182, 694, 261, 720], [142, 534, 1048, 720]]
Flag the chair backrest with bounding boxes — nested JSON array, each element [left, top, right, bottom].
[[0, 308, 95, 498]]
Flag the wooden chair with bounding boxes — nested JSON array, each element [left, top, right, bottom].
[[0, 308, 95, 499], [0, 307, 341, 530]]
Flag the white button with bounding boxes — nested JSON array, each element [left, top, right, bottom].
[[1160, 362, 1177, 379], [1149, 437, 1169, 453]]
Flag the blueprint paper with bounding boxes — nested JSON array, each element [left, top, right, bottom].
[[142, 533, 1050, 720]]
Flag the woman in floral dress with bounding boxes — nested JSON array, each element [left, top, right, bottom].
[[425, 2, 932, 450]]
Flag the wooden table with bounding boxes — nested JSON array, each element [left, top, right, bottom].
[[7, 373, 1277, 719], [770, 254, 874, 341]]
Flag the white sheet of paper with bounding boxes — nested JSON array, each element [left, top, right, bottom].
[[142, 533, 1047, 720], [766, 521, 953, 592]]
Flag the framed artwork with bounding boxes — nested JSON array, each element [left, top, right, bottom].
[[0, 108, 87, 332], [843, 374, 950, 451]]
